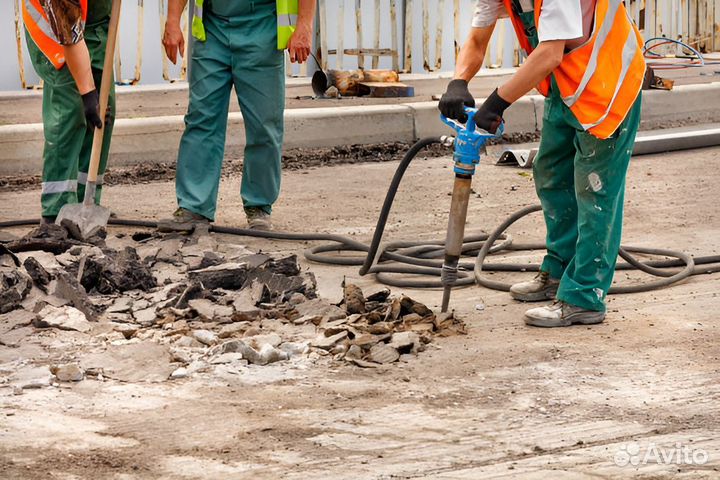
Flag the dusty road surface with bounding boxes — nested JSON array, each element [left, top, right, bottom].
[[1, 144, 719, 479]]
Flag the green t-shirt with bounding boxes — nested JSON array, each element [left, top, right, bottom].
[[207, 0, 274, 18], [87, 0, 112, 26]]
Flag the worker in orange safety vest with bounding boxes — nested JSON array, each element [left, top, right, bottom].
[[23, 0, 114, 223], [439, 0, 645, 327]]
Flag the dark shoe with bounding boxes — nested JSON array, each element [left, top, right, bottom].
[[157, 208, 210, 233], [524, 301, 606, 328], [245, 207, 272, 231], [510, 271, 559, 302], [41, 216, 57, 225]]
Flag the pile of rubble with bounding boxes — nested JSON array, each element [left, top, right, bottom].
[[0, 224, 465, 387]]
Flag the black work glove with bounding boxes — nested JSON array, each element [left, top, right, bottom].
[[475, 88, 512, 134], [81, 89, 103, 129], [439, 79, 475, 123]]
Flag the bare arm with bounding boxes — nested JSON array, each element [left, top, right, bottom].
[[287, 0, 317, 63], [163, 0, 189, 64], [454, 25, 496, 81], [497, 40, 565, 102], [63, 40, 95, 94]]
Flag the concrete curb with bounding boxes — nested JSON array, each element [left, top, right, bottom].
[[1, 82, 719, 175]]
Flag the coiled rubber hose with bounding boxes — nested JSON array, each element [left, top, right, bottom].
[[2, 137, 719, 293]]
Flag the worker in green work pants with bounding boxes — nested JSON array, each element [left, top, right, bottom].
[[440, 0, 645, 327], [158, 0, 316, 232], [25, 1, 115, 223]]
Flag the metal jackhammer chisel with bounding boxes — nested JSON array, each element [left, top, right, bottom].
[[439, 107, 502, 312]]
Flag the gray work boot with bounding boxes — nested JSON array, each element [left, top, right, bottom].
[[510, 271, 560, 301], [157, 208, 210, 233], [524, 301, 606, 328], [245, 207, 272, 231]]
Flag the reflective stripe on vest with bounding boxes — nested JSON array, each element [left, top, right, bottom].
[[23, 0, 88, 70], [191, 0, 206, 42], [503, 0, 645, 139], [191, 0, 298, 51], [277, 0, 298, 50]]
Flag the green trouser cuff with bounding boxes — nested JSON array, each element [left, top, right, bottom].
[[556, 284, 607, 312]]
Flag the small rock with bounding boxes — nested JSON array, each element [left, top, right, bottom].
[[389, 331, 421, 354], [34, 305, 91, 333], [113, 323, 139, 339], [170, 367, 188, 379], [293, 314, 322, 326], [218, 322, 249, 338], [246, 333, 282, 349], [133, 307, 157, 326], [345, 344, 363, 360], [193, 329, 218, 346], [189, 298, 234, 321], [257, 344, 289, 365], [288, 292, 307, 305], [279, 341, 310, 357], [209, 352, 244, 364], [295, 299, 346, 321], [50, 363, 84, 382], [311, 330, 348, 350], [368, 344, 400, 364], [170, 348, 194, 364], [107, 297, 134, 314]]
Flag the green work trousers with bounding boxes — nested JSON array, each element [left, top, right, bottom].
[[176, 1, 285, 220], [533, 83, 642, 312], [26, 21, 115, 218]]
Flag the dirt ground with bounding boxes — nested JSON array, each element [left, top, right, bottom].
[[1, 144, 719, 479]]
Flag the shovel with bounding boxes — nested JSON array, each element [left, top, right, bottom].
[[56, 0, 122, 240]]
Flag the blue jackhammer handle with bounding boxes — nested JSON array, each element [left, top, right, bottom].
[[440, 106, 504, 139]]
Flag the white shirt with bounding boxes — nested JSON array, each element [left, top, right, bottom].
[[472, 0, 595, 49]]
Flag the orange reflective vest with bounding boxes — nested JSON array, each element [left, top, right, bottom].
[[503, 0, 645, 139], [23, 0, 89, 70]]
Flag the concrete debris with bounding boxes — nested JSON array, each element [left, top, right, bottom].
[[189, 298, 233, 321], [0, 267, 32, 313], [80, 247, 157, 294], [107, 296, 134, 314], [34, 305, 91, 333], [193, 329, 218, 346], [50, 363, 84, 382], [170, 367, 188, 379], [2, 225, 464, 388], [188, 263, 249, 290], [22, 257, 52, 291], [368, 343, 400, 364]]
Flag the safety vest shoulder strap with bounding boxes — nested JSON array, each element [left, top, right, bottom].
[[501, 0, 550, 96], [191, 0, 298, 51], [23, 0, 89, 70]]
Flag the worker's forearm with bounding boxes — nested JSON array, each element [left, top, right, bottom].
[[63, 41, 95, 95], [297, 0, 317, 31], [497, 40, 565, 103], [168, 0, 188, 24], [454, 26, 495, 81]]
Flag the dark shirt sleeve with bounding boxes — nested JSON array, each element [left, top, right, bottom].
[[40, 0, 85, 45]]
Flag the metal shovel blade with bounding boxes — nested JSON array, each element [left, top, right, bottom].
[[55, 202, 111, 241]]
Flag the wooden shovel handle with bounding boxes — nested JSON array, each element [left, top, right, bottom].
[[86, 0, 122, 186]]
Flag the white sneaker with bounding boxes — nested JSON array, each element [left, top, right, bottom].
[[524, 301, 606, 328], [510, 271, 559, 301]]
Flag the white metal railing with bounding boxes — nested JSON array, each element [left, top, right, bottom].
[[9, 0, 720, 89]]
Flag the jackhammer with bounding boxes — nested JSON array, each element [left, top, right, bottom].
[[439, 107, 502, 312]]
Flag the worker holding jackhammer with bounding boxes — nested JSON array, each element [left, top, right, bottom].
[[23, 0, 115, 224], [158, 0, 316, 232], [440, 0, 645, 327]]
